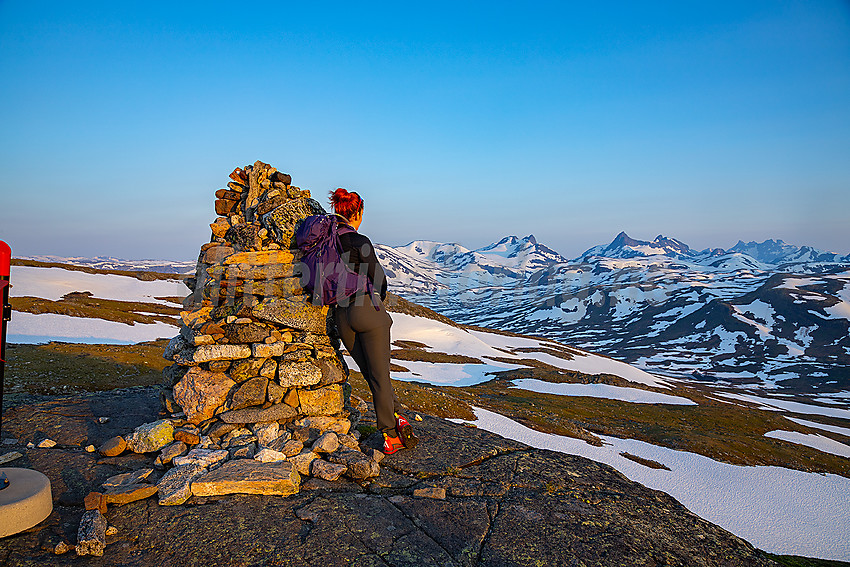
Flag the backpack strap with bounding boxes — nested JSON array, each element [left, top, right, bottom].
[[336, 223, 356, 236]]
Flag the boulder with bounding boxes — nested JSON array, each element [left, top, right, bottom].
[[157, 464, 207, 506], [223, 322, 270, 344], [173, 367, 236, 424], [224, 223, 261, 252], [229, 376, 269, 410], [260, 197, 325, 246], [266, 381, 287, 404], [102, 468, 154, 488], [251, 342, 287, 358], [127, 420, 174, 454], [229, 357, 268, 382], [172, 448, 229, 468], [217, 403, 298, 424], [252, 295, 328, 334], [84, 491, 107, 514], [295, 416, 351, 435], [290, 451, 319, 476], [278, 361, 322, 388], [158, 441, 189, 466], [298, 384, 344, 416], [251, 422, 280, 447], [180, 344, 252, 365], [163, 334, 191, 362], [254, 448, 288, 463], [328, 449, 380, 481], [98, 435, 126, 457], [316, 357, 347, 386], [222, 250, 295, 266], [76, 509, 107, 557], [310, 459, 347, 482], [311, 432, 339, 454], [104, 483, 158, 505]]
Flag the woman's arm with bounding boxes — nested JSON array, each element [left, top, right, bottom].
[[358, 237, 388, 301], [339, 232, 388, 301]]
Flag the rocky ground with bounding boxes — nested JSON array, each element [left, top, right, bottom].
[[0, 386, 790, 566]]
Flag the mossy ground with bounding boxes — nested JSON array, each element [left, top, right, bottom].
[[10, 293, 181, 326], [2, 339, 170, 405]]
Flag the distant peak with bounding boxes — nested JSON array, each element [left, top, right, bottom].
[[610, 231, 641, 247]]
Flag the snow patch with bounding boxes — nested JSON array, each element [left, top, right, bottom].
[[510, 379, 696, 405], [785, 417, 850, 438], [8, 312, 178, 344], [716, 393, 850, 419], [459, 407, 850, 561], [765, 431, 850, 458], [9, 265, 186, 305]]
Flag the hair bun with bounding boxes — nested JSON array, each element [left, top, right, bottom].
[[330, 188, 350, 204], [329, 188, 363, 220]]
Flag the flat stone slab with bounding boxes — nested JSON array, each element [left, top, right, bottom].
[[104, 483, 158, 505], [191, 460, 300, 497]]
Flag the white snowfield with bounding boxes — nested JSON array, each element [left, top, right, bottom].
[[7, 265, 184, 344], [458, 407, 850, 561], [785, 416, 850, 437], [9, 265, 186, 305], [764, 430, 850, 459], [7, 312, 177, 344], [510, 378, 696, 405], [388, 313, 669, 388], [717, 392, 850, 420]]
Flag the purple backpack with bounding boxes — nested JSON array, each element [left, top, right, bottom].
[[294, 215, 373, 306]]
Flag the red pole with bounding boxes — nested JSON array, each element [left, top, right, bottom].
[[1, 240, 10, 438]]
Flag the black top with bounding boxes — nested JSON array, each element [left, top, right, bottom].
[[336, 216, 388, 301]]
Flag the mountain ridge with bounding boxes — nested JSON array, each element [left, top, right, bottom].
[[372, 232, 850, 391]]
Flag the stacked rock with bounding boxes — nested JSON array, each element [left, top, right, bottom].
[[156, 161, 380, 502]]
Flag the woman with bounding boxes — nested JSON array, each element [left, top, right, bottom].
[[330, 188, 418, 455]]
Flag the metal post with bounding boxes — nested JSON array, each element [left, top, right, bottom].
[[0, 240, 10, 440]]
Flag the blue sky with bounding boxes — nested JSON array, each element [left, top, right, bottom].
[[1, 1, 848, 261]]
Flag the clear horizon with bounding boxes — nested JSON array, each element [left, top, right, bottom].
[[1, 1, 848, 260], [10, 230, 848, 264]]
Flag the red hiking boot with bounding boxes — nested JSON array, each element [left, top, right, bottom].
[[395, 413, 419, 449], [383, 432, 405, 455]]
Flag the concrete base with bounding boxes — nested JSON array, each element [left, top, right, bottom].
[[0, 468, 53, 538]]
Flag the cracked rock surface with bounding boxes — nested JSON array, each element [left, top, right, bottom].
[[0, 386, 778, 566]]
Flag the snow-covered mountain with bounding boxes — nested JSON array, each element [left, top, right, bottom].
[[578, 231, 695, 260], [377, 232, 850, 392], [382, 235, 566, 284], [18, 255, 195, 274]]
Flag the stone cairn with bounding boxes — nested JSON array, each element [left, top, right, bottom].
[[76, 161, 381, 557]]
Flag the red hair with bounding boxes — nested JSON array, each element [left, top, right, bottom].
[[329, 188, 363, 220]]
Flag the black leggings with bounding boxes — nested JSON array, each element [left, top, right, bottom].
[[334, 298, 400, 433]]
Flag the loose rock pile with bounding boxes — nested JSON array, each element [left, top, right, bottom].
[[77, 161, 383, 556]]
